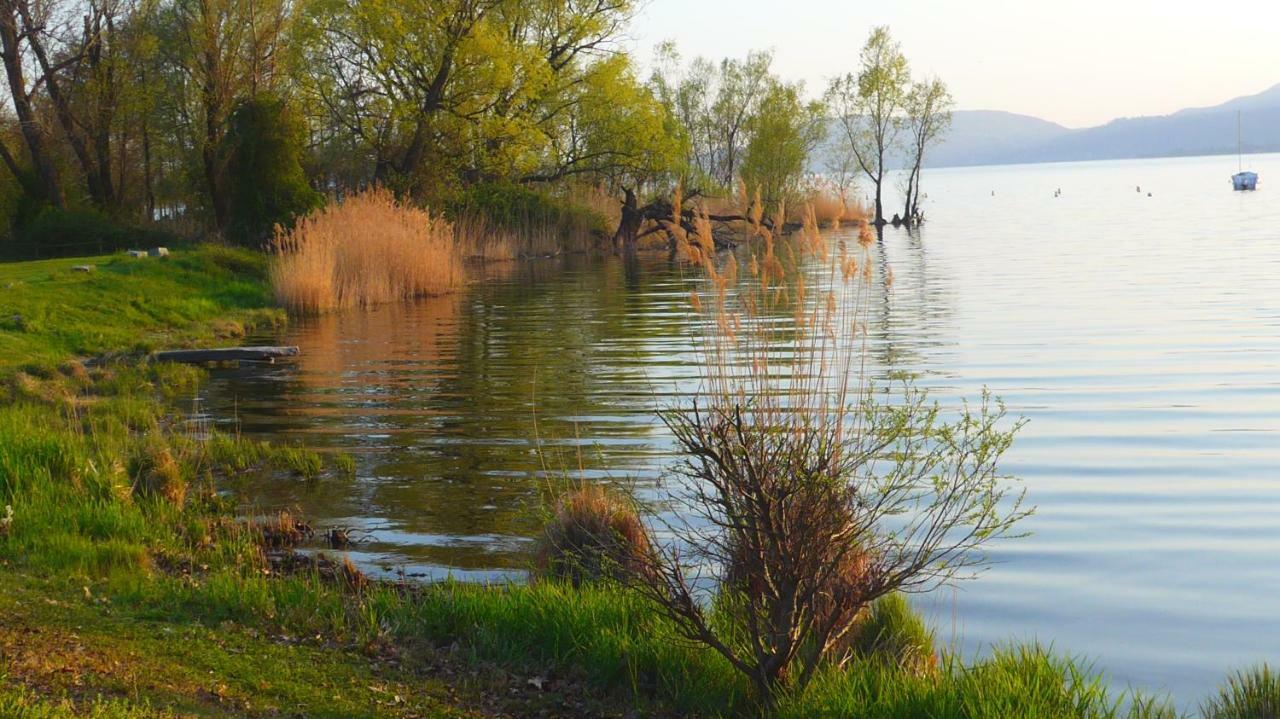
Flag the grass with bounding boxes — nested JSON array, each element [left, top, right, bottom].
[[270, 187, 463, 313], [0, 244, 280, 372]]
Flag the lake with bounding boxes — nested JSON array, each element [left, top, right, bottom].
[[200, 153, 1280, 703]]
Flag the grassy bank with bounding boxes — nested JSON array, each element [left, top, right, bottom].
[[0, 245, 1274, 717], [0, 245, 281, 372]]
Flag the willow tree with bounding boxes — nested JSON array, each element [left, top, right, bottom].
[[739, 81, 824, 212], [825, 26, 909, 226]]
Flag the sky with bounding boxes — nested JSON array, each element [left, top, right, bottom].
[[625, 0, 1280, 128]]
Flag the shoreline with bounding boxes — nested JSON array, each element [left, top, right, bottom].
[[0, 244, 1262, 717]]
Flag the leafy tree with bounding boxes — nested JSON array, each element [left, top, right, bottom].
[[649, 46, 774, 190], [900, 77, 952, 223], [223, 95, 323, 246], [740, 82, 824, 212], [158, 0, 290, 229], [826, 26, 910, 226]]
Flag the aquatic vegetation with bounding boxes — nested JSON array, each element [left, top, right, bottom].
[[270, 187, 463, 313]]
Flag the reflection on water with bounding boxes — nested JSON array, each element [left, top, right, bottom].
[[203, 153, 1280, 702]]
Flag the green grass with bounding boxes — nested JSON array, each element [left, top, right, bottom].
[[0, 245, 281, 372]]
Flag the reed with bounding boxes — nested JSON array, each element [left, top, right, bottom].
[[270, 187, 463, 313], [533, 483, 652, 585], [796, 181, 867, 227]]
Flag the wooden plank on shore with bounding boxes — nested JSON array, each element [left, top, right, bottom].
[[152, 346, 300, 363]]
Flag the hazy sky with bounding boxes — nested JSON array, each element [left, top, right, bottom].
[[626, 0, 1280, 128]]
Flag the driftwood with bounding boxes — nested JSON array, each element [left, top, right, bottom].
[[151, 346, 299, 364], [611, 188, 798, 258]]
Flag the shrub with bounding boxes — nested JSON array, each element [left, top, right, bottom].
[[534, 484, 652, 585], [1201, 665, 1280, 719], [626, 203, 1029, 708], [452, 182, 610, 257], [270, 187, 463, 313], [224, 95, 324, 246]]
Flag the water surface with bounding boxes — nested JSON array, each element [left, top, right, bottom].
[[202, 153, 1280, 701]]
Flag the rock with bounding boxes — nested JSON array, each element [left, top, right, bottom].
[[126, 249, 147, 258], [72, 264, 94, 272], [149, 247, 169, 257]]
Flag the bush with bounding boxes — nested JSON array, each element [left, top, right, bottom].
[[534, 484, 652, 585], [452, 182, 610, 255], [1202, 665, 1280, 719], [2, 198, 183, 260], [5, 204, 170, 260], [224, 95, 323, 247]]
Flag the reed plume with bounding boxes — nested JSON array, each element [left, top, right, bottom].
[[270, 187, 463, 313]]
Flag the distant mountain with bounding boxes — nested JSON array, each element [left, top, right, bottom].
[[833, 83, 1280, 169], [924, 110, 1071, 167]]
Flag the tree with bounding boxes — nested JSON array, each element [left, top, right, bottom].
[[160, 0, 289, 229], [826, 26, 910, 226], [294, 0, 509, 196], [0, 0, 66, 207], [223, 95, 322, 245], [739, 81, 824, 212], [900, 77, 951, 224], [648, 46, 774, 190]]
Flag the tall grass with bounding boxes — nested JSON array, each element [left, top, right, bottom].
[[796, 181, 867, 226], [270, 187, 463, 313]]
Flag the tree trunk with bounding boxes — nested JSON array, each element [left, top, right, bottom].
[[18, 0, 114, 207], [0, 0, 61, 207], [142, 116, 155, 221], [611, 187, 642, 255], [200, 45, 228, 230]]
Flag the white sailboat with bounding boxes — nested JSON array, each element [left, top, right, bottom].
[[1232, 110, 1258, 191]]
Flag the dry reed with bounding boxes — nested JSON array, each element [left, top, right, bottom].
[[270, 187, 463, 313], [535, 484, 652, 586]]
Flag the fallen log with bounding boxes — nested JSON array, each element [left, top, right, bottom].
[[151, 346, 300, 364]]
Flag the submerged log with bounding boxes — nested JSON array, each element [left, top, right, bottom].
[[152, 346, 299, 364]]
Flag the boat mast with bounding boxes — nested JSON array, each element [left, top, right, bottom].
[[1238, 110, 1243, 173]]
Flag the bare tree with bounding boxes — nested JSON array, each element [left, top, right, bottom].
[[625, 210, 1030, 708]]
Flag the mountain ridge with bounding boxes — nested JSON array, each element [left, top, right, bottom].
[[918, 83, 1280, 168]]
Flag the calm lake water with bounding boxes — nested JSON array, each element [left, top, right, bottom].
[[201, 153, 1280, 702]]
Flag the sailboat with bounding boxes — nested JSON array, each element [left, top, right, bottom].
[[1232, 110, 1258, 191]]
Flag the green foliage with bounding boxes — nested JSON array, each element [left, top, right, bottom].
[[223, 95, 323, 246], [740, 81, 825, 210], [1201, 665, 1280, 719], [454, 182, 608, 235], [649, 45, 777, 189], [4, 204, 177, 261]]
